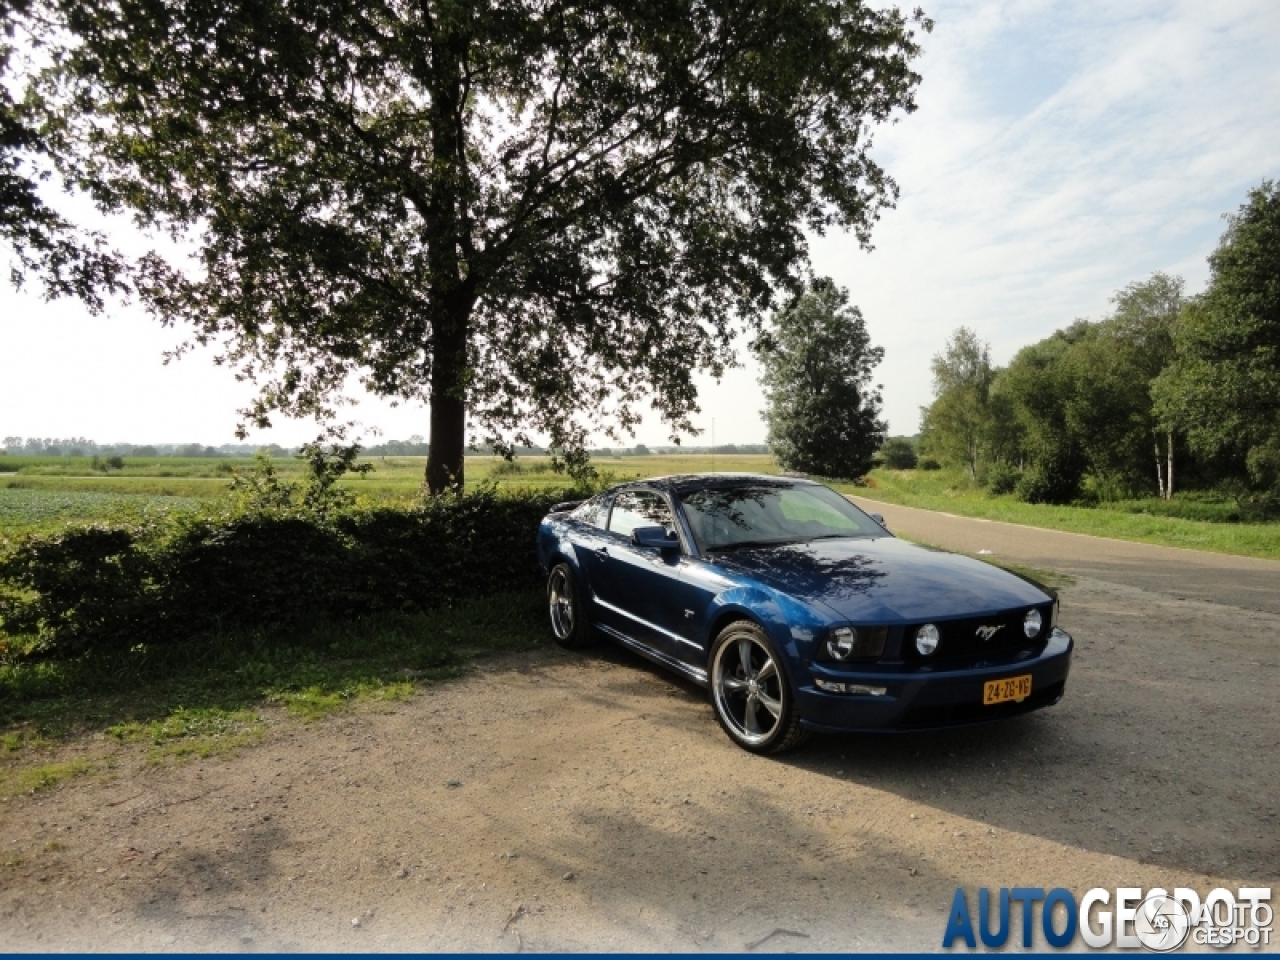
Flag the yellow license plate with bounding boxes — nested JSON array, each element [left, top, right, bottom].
[[984, 674, 1032, 705]]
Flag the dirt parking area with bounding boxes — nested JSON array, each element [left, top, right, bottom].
[[1, 526, 1278, 951]]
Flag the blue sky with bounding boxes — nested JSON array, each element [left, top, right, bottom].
[[2, 0, 1278, 448]]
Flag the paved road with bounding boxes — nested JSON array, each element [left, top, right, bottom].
[[850, 497, 1280, 614]]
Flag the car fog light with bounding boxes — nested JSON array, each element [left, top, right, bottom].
[[814, 678, 887, 696], [826, 627, 856, 660], [1024, 609, 1042, 638], [915, 623, 940, 656], [848, 684, 887, 696]]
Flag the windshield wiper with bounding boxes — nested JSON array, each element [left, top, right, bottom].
[[706, 538, 799, 553]]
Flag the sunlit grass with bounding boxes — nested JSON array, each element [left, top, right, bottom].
[[0, 758, 99, 798], [837, 468, 1280, 561], [0, 589, 549, 784]]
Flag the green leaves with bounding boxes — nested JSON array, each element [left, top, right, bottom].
[[755, 278, 886, 480], [28, 0, 928, 486], [1153, 180, 1280, 479], [0, 484, 572, 657]]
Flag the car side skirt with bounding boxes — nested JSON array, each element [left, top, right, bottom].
[[594, 622, 710, 688]]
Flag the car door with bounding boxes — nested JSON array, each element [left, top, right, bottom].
[[594, 489, 691, 657]]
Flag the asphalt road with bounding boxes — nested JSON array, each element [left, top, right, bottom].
[[851, 497, 1280, 614]]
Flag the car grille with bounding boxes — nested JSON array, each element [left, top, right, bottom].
[[902, 605, 1051, 662]]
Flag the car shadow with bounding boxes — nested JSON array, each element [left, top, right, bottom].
[[572, 629, 1279, 885]]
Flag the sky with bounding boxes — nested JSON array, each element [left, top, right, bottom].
[[2, 0, 1278, 449]]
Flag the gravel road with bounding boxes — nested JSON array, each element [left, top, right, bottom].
[[1, 510, 1277, 951]]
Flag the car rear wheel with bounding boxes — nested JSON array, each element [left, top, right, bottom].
[[547, 563, 595, 649], [709, 621, 807, 754]]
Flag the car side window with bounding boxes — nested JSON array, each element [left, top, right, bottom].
[[608, 490, 675, 539], [571, 495, 608, 529]]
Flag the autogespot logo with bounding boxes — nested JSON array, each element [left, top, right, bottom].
[[942, 886, 1273, 951]]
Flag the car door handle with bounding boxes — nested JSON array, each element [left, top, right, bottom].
[[593, 547, 609, 561]]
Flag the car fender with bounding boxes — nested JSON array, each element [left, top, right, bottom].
[[537, 519, 580, 579], [704, 585, 828, 664]]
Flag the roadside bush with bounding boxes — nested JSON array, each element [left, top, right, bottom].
[[918, 457, 942, 471], [0, 453, 579, 658], [1016, 456, 1084, 505], [880, 438, 918, 470], [984, 462, 1021, 496]]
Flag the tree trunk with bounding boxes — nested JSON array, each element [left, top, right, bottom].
[[1154, 438, 1165, 499], [421, 20, 473, 495], [1166, 430, 1174, 500], [426, 311, 469, 493]]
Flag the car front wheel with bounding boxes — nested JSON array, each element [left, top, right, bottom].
[[547, 562, 595, 649], [709, 621, 807, 754]]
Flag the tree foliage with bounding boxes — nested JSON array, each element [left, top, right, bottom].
[[0, 1, 123, 307], [918, 327, 992, 479], [30, 0, 930, 491], [1154, 181, 1280, 490], [755, 278, 886, 479], [920, 272, 1187, 504]]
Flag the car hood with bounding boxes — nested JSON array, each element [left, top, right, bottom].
[[711, 536, 1049, 622]]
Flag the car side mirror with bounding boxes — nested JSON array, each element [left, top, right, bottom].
[[870, 513, 887, 528], [632, 525, 679, 551]]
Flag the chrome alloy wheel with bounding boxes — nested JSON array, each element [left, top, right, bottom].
[[548, 566, 575, 640], [712, 628, 785, 746]]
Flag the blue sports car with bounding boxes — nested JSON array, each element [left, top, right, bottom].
[[536, 474, 1073, 753]]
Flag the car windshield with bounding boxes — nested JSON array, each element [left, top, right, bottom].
[[678, 482, 885, 552]]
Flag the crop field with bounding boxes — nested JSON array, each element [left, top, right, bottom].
[[3, 453, 1278, 559], [0, 488, 205, 535], [0, 453, 781, 532]]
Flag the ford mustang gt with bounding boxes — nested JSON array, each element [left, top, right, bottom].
[[536, 474, 1073, 753]]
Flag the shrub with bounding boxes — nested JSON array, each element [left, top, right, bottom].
[[880, 438, 918, 470], [1016, 454, 1084, 505], [985, 462, 1021, 496], [918, 457, 942, 471], [0, 452, 578, 658]]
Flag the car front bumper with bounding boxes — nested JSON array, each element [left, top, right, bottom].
[[795, 626, 1073, 732]]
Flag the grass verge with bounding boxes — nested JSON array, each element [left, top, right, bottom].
[[0, 589, 549, 789], [838, 469, 1280, 561]]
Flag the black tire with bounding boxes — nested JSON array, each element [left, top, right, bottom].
[[546, 562, 595, 649], [708, 620, 808, 754]]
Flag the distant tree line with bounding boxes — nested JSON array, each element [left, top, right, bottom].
[[0, 438, 296, 458], [1, 436, 772, 460], [916, 181, 1280, 509]]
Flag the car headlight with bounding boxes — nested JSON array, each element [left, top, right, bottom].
[[817, 626, 887, 661], [826, 627, 856, 660], [1024, 608, 1042, 638], [915, 623, 939, 656]]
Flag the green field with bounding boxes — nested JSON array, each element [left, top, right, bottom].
[[2, 452, 1278, 559], [835, 468, 1280, 561]]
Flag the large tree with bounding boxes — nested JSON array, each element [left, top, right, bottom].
[[33, 0, 930, 491], [755, 277, 885, 479], [1154, 181, 1280, 491]]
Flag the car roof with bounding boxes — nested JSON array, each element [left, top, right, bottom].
[[610, 472, 817, 495]]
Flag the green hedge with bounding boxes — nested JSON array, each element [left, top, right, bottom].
[[0, 484, 576, 658]]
